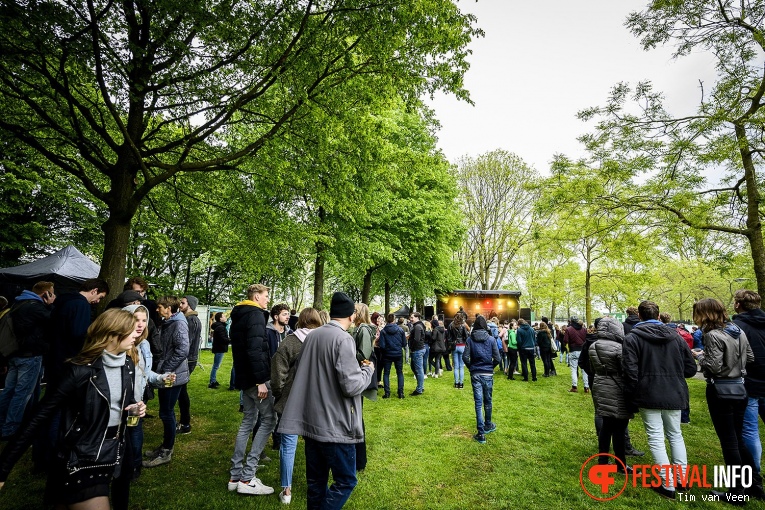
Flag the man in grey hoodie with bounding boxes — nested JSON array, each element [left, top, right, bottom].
[[279, 292, 374, 509]]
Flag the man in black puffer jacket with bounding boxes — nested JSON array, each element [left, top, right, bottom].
[[732, 289, 765, 474], [228, 284, 276, 496], [623, 301, 696, 500]]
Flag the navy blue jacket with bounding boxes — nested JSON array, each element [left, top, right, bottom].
[[516, 323, 537, 349], [463, 329, 500, 374], [379, 323, 406, 360]]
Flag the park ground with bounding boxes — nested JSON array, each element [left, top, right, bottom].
[[0, 352, 753, 509]]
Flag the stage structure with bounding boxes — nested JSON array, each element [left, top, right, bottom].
[[436, 289, 522, 325]]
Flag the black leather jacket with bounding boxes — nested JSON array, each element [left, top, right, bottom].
[[0, 356, 136, 481]]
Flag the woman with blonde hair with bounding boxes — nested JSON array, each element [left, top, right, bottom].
[[0, 308, 145, 509], [694, 298, 764, 499], [353, 303, 377, 471]]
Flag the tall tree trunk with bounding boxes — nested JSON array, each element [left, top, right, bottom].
[[550, 301, 557, 323], [312, 242, 325, 310], [384, 280, 391, 315], [98, 215, 132, 312], [585, 261, 592, 327], [362, 267, 373, 304], [736, 124, 765, 305]]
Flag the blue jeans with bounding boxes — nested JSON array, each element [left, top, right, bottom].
[[231, 384, 275, 482], [383, 357, 404, 395], [304, 438, 357, 510], [470, 374, 494, 434], [280, 433, 298, 489], [209, 352, 224, 384], [423, 345, 431, 373], [0, 355, 43, 436], [743, 396, 765, 472], [453, 346, 465, 384], [158, 384, 183, 450], [411, 349, 425, 392]]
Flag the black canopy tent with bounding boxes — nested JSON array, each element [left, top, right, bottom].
[[0, 245, 100, 300]]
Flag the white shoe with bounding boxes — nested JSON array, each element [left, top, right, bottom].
[[237, 477, 274, 495], [228, 480, 239, 491], [279, 490, 292, 504]]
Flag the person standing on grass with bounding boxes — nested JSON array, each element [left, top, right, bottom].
[[143, 295, 190, 468], [515, 319, 537, 382], [564, 316, 589, 393], [176, 295, 201, 435], [450, 314, 469, 389], [271, 307, 324, 505], [622, 300, 696, 500], [379, 313, 407, 398], [209, 312, 230, 389], [278, 292, 374, 510], [351, 303, 377, 472], [227, 284, 276, 496], [408, 313, 427, 396], [463, 315, 500, 444]]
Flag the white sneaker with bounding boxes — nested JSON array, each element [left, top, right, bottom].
[[237, 478, 274, 495], [228, 480, 239, 491], [279, 490, 292, 504]]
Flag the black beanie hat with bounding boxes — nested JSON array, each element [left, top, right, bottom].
[[329, 292, 355, 319]]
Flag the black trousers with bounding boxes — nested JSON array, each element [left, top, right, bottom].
[[598, 417, 629, 469], [507, 348, 518, 378], [519, 348, 536, 381]]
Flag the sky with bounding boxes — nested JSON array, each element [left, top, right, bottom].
[[427, 0, 719, 174]]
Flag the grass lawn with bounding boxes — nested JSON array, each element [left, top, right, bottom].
[[0, 350, 758, 509]]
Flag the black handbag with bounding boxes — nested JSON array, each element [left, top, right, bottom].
[[711, 378, 748, 400]]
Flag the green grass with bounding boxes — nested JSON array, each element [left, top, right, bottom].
[[0, 351, 759, 509]]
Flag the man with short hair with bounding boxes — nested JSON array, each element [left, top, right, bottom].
[[623, 300, 696, 500], [564, 316, 589, 393], [45, 278, 109, 389], [732, 289, 765, 474], [176, 295, 202, 435], [408, 313, 427, 396], [0, 281, 56, 439], [228, 284, 277, 496], [623, 306, 640, 335], [267, 303, 292, 358], [278, 292, 374, 509]]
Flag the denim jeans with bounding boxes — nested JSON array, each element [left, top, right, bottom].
[[383, 357, 404, 395], [158, 384, 183, 450], [568, 350, 589, 389], [230, 383, 276, 482], [452, 346, 465, 384], [305, 438, 357, 510], [280, 433, 298, 488], [209, 352, 224, 384], [411, 349, 425, 392], [0, 355, 42, 436], [640, 408, 687, 489], [743, 396, 765, 472], [470, 374, 494, 434], [423, 345, 431, 373]]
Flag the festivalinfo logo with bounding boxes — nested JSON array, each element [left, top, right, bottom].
[[580, 453, 754, 503]]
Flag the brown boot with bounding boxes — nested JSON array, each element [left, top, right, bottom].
[[569, 386, 578, 393]]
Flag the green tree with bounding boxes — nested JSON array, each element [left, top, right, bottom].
[[0, 0, 479, 301], [578, 0, 765, 296]]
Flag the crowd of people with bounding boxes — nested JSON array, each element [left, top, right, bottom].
[[2, 277, 765, 507]]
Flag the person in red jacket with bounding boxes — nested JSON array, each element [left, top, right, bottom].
[[563, 316, 588, 393]]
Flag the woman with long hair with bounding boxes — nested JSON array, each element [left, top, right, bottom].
[[537, 322, 555, 377], [272, 307, 323, 505], [450, 314, 469, 389], [0, 308, 145, 509], [694, 298, 764, 499]]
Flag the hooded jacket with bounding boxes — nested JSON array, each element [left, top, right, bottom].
[[733, 308, 765, 397], [379, 322, 406, 360], [622, 314, 641, 335], [230, 300, 270, 390], [588, 317, 633, 420], [515, 323, 537, 350], [622, 321, 697, 410], [430, 325, 447, 353], [184, 309, 202, 370], [158, 311, 191, 386], [564, 322, 587, 352], [10, 290, 52, 357], [463, 318, 500, 374], [698, 324, 754, 380]]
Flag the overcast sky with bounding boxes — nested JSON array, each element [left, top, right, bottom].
[[427, 0, 718, 174]]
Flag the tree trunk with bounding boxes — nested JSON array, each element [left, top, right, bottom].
[[312, 241, 326, 310], [362, 267, 373, 304], [98, 214, 132, 312], [384, 280, 391, 315], [736, 124, 765, 306], [550, 301, 557, 323]]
